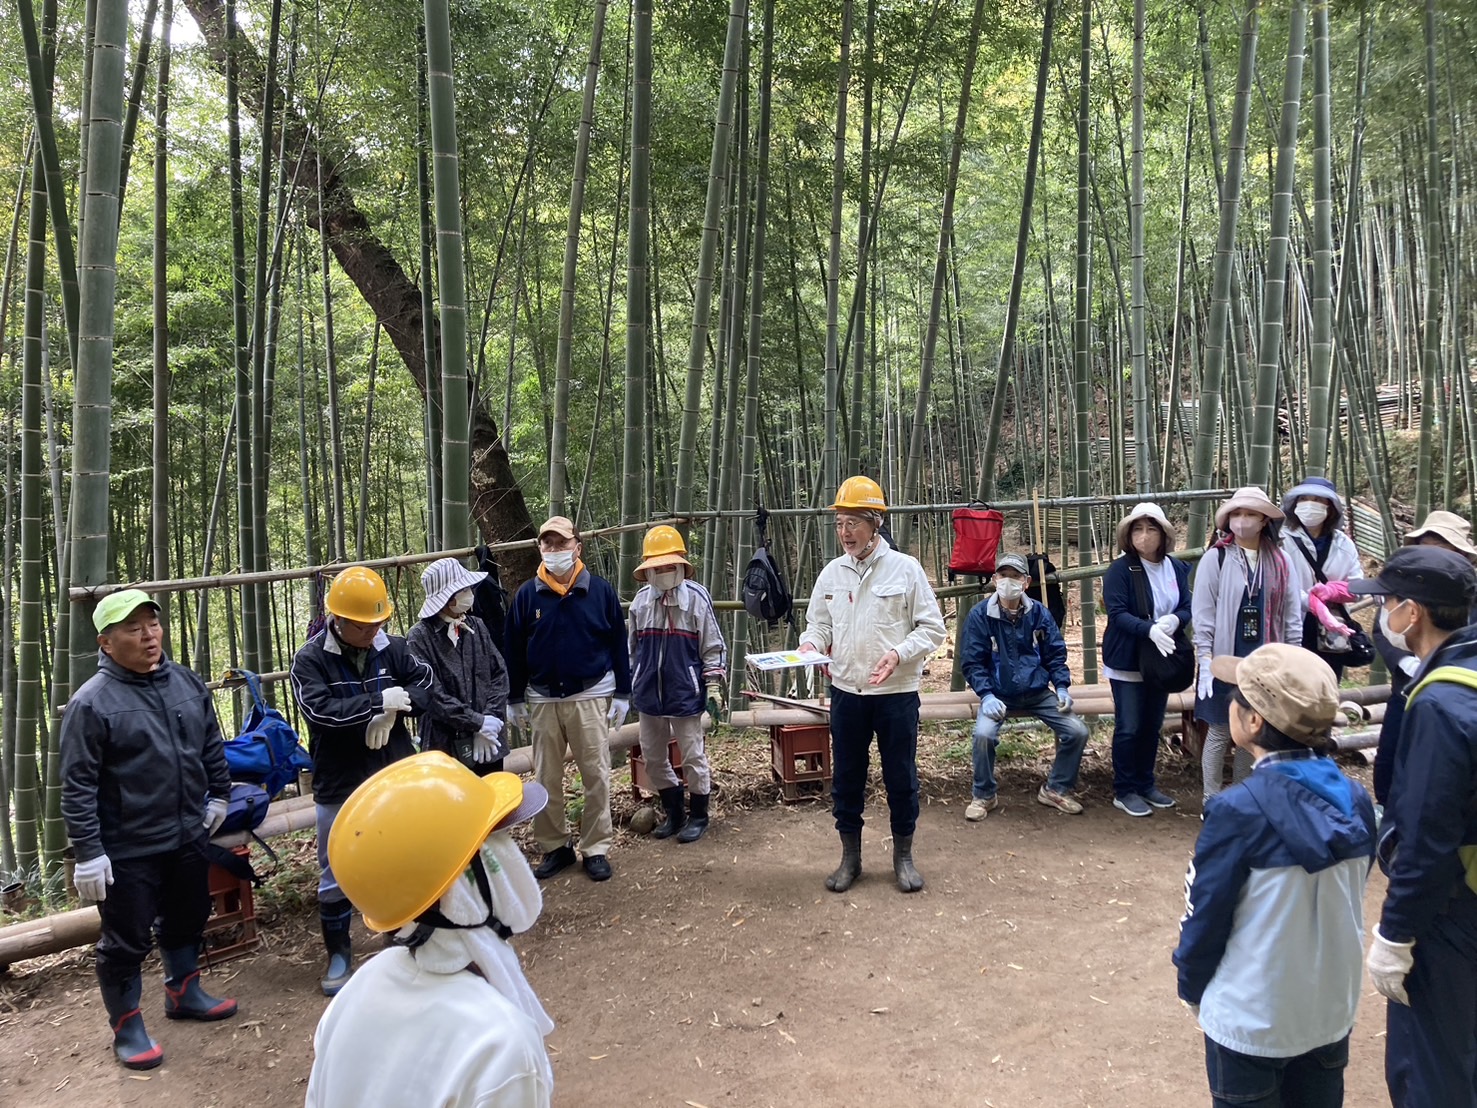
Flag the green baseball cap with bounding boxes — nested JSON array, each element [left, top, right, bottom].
[[93, 589, 161, 633]]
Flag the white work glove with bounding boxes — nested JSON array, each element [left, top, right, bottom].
[[1398, 655, 1420, 679], [1148, 624, 1176, 657], [472, 733, 496, 764], [365, 711, 394, 750], [1197, 659, 1215, 701], [507, 702, 528, 729], [1155, 614, 1180, 634], [1057, 689, 1074, 713], [74, 854, 113, 902], [980, 694, 1007, 722], [1367, 928, 1416, 1006], [480, 715, 504, 741], [204, 797, 230, 836], [379, 685, 412, 714], [608, 698, 630, 729]]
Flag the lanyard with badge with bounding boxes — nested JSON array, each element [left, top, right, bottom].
[[1237, 546, 1263, 643]]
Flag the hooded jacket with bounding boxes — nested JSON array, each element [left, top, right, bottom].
[[960, 594, 1072, 703], [1174, 754, 1375, 1058], [800, 538, 946, 696], [290, 627, 434, 805], [1378, 625, 1477, 943], [628, 579, 728, 717], [60, 653, 231, 863]]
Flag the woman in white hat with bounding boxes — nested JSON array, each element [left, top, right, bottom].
[[1191, 488, 1304, 804], [1278, 476, 1365, 680], [407, 558, 511, 776], [1101, 503, 1193, 817]]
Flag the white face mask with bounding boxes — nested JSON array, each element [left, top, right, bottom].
[[648, 568, 683, 593], [1380, 601, 1413, 654], [996, 578, 1026, 602], [541, 550, 576, 576], [1294, 501, 1329, 530], [447, 588, 475, 617], [1229, 516, 1264, 542]]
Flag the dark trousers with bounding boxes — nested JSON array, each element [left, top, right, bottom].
[[1109, 679, 1169, 798], [1373, 691, 1407, 806], [1204, 1033, 1349, 1108], [1386, 894, 1477, 1108], [828, 687, 920, 837], [95, 837, 212, 985]]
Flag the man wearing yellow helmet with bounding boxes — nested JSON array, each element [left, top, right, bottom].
[[799, 477, 947, 894], [290, 565, 434, 997], [306, 754, 553, 1108], [628, 526, 728, 842]]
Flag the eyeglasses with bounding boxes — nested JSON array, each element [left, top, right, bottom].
[[834, 519, 869, 533]]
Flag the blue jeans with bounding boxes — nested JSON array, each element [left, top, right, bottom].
[[829, 687, 920, 837], [1109, 679, 1169, 798], [1385, 892, 1477, 1108], [971, 689, 1088, 799], [1204, 1034, 1349, 1108]]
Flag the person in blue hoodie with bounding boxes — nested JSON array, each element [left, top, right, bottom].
[[1173, 643, 1376, 1108], [960, 552, 1089, 817], [1349, 545, 1477, 1108]]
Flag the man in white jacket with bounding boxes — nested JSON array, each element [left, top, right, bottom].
[[307, 754, 554, 1108], [799, 476, 947, 894]]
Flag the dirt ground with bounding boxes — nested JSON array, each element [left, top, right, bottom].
[[1, 721, 1395, 1108]]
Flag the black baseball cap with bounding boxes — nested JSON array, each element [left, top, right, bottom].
[[1347, 546, 1477, 608]]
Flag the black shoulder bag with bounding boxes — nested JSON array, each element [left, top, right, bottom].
[[1130, 562, 1195, 692], [1291, 537, 1375, 667]]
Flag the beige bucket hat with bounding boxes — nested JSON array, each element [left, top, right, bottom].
[[1404, 510, 1477, 559], [1214, 487, 1284, 532]]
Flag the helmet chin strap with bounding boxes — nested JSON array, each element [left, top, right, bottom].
[[391, 853, 513, 950]]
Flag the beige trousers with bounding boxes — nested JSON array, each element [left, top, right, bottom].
[[637, 713, 710, 796], [530, 697, 613, 857]]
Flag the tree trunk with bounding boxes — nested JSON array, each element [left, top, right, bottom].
[[1415, 0, 1443, 521]]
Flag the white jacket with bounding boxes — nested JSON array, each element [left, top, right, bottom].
[[800, 539, 946, 695], [1280, 528, 1364, 614], [306, 948, 552, 1108]]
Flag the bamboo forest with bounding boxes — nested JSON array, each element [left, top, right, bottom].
[[0, 0, 1473, 894]]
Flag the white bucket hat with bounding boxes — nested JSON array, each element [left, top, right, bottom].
[[418, 558, 488, 620]]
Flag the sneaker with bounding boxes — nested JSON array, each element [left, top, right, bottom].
[[1113, 793, 1152, 818], [582, 854, 612, 882], [964, 796, 999, 822], [1037, 786, 1083, 815], [1143, 787, 1177, 810], [533, 845, 578, 880]]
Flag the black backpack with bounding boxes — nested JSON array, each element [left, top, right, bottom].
[[742, 508, 796, 630], [471, 544, 509, 653]]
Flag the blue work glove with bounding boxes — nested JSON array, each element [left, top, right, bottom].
[[1057, 689, 1073, 713], [981, 695, 1007, 722]]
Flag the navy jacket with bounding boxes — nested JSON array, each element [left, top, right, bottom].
[[960, 595, 1071, 703], [290, 628, 434, 805], [1101, 554, 1193, 672], [1379, 625, 1477, 943], [60, 653, 231, 863], [505, 568, 632, 702]]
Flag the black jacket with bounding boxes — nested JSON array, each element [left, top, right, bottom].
[[60, 653, 231, 863], [405, 615, 510, 756], [289, 626, 434, 805]]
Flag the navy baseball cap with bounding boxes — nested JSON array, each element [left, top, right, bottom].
[[1347, 546, 1477, 608]]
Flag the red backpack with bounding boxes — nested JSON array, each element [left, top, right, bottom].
[[947, 506, 1005, 581]]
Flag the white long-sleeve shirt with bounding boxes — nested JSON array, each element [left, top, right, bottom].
[[800, 539, 947, 695], [306, 948, 552, 1108]]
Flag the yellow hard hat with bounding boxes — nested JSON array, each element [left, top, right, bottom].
[[327, 753, 524, 933], [326, 566, 394, 623], [635, 525, 693, 581], [832, 475, 887, 512]]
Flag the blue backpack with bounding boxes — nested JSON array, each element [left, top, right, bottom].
[[222, 669, 313, 799]]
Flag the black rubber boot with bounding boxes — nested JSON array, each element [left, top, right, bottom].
[[98, 969, 163, 1070], [677, 792, 709, 843], [320, 907, 354, 998], [652, 786, 686, 840], [892, 833, 924, 893], [161, 945, 238, 1021], [825, 831, 862, 893]]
